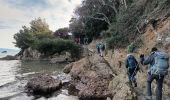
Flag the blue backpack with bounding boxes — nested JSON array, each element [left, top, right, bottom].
[[127, 55, 137, 69], [151, 51, 169, 76], [99, 44, 105, 50]]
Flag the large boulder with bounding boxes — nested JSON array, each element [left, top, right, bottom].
[[64, 54, 114, 100], [26, 74, 62, 95]]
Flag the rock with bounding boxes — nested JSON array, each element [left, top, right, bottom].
[[26, 74, 62, 95], [78, 75, 113, 100], [63, 63, 73, 74], [65, 54, 114, 100], [50, 52, 73, 63], [21, 47, 41, 60], [0, 55, 16, 60]]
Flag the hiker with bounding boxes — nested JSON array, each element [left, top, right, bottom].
[[96, 42, 101, 54], [99, 42, 105, 57], [84, 36, 88, 45], [125, 52, 139, 87], [140, 47, 169, 100]]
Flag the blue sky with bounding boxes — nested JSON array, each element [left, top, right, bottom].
[[0, 0, 81, 49]]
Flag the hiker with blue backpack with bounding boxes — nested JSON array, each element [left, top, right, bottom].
[[96, 42, 105, 57], [125, 52, 139, 87], [99, 42, 105, 57], [140, 47, 169, 100], [96, 42, 101, 54]]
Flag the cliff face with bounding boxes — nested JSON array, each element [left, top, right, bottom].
[[84, 4, 170, 99], [104, 16, 170, 100]]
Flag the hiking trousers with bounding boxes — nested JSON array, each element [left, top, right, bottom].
[[128, 68, 136, 83], [146, 72, 164, 100]]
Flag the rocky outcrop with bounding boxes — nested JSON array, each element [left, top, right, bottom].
[[50, 52, 73, 63], [16, 47, 74, 63], [0, 55, 17, 60], [26, 74, 62, 95], [21, 47, 41, 60], [64, 54, 114, 100]]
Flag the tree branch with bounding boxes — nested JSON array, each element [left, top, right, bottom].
[[124, 0, 127, 9], [95, 13, 111, 25], [99, 0, 118, 14], [87, 16, 111, 25]]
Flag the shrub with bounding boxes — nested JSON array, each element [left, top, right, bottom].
[[127, 43, 135, 53], [106, 32, 129, 49], [127, 38, 143, 53], [33, 38, 82, 59]]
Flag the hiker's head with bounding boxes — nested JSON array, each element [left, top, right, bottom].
[[151, 47, 158, 52]]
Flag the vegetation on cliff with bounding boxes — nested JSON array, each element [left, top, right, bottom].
[[69, 0, 170, 49]]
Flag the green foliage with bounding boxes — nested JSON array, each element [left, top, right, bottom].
[[127, 43, 135, 53], [13, 26, 34, 49], [54, 27, 70, 39], [30, 18, 51, 34], [127, 38, 143, 53], [106, 32, 129, 49], [14, 18, 53, 49], [69, 0, 117, 39], [33, 38, 82, 58], [14, 18, 82, 59]]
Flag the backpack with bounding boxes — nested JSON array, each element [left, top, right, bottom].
[[99, 44, 105, 51], [151, 51, 169, 76], [127, 55, 138, 69]]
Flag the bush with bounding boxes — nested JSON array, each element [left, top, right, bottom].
[[13, 26, 34, 49], [127, 43, 135, 53], [33, 38, 82, 58], [106, 32, 129, 49], [127, 38, 143, 53]]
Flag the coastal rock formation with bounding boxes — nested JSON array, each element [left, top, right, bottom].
[[16, 47, 73, 63], [0, 55, 17, 60], [26, 74, 61, 95], [21, 47, 41, 60], [50, 52, 72, 63], [64, 54, 114, 100]]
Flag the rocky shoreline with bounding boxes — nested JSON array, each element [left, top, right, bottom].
[[0, 47, 74, 64], [25, 54, 114, 100]]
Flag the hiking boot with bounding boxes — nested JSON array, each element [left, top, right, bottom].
[[134, 81, 137, 87], [129, 81, 133, 87]]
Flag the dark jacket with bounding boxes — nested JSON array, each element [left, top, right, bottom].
[[125, 54, 138, 69]]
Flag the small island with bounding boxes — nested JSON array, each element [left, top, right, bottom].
[[1, 51, 7, 53]]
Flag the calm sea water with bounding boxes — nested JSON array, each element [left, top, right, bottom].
[[0, 50, 19, 58], [0, 52, 78, 100]]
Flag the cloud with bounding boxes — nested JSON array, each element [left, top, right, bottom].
[[5, 0, 49, 9], [0, 0, 82, 48]]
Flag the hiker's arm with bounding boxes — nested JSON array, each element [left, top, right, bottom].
[[143, 54, 154, 65]]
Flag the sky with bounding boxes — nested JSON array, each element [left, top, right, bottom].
[[0, 0, 82, 49]]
